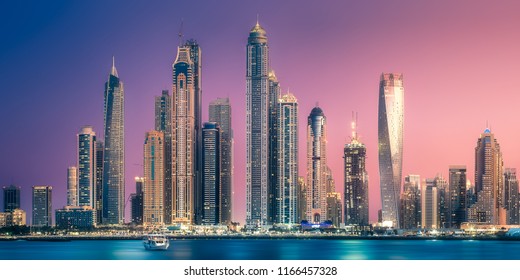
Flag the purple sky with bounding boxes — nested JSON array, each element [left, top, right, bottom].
[[2, 1, 520, 224]]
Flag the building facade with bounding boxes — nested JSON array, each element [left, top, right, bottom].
[[504, 168, 519, 225], [143, 131, 165, 227], [421, 179, 438, 229], [343, 121, 368, 226], [102, 58, 125, 225], [378, 73, 404, 228], [171, 44, 196, 225], [326, 192, 342, 227], [55, 206, 94, 229], [131, 177, 144, 225], [78, 126, 96, 211], [3, 185, 20, 212], [209, 97, 233, 224], [448, 166, 467, 228], [275, 92, 298, 224], [201, 122, 221, 225], [468, 129, 504, 224], [67, 167, 78, 207], [155, 90, 172, 224], [32, 186, 52, 227], [246, 21, 270, 227], [401, 176, 421, 229], [306, 107, 328, 223], [94, 141, 104, 225]]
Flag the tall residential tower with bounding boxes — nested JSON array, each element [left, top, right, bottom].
[[246, 21, 270, 227], [209, 98, 233, 224], [306, 107, 328, 223], [378, 73, 404, 228]]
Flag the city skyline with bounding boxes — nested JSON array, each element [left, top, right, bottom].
[[3, 1, 520, 225]]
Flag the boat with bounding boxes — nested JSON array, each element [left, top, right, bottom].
[[143, 234, 170, 250]]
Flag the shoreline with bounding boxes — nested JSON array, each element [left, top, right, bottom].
[[0, 234, 518, 241]]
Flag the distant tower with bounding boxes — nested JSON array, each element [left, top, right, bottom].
[[67, 167, 78, 206], [435, 175, 448, 228], [297, 176, 307, 223], [143, 130, 165, 227], [32, 186, 52, 227], [3, 185, 21, 212], [378, 73, 404, 228], [401, 175, 421, 229], [275, 92, 298, 224], [246, 20, 270, 227], [155, 90, 172, 224], [209, 97, 233, 224], [171, 44, 196, 225], [468, 128, 504, 224], [131, 177, 144, 225], [102, 57, 125, 225], [201, 122, 221, 225], [268, 71, 281, 224], [306, 106, 328, 223], [448, 166, 467, 228], [327, 192, 342, 227], [94, 141, 104, 225], [421, 179, 438, 229], [344, 115, 369, 226], [504, 168, 519, 225], [184, 40, 203, 225], [78, 126, 96, 211]]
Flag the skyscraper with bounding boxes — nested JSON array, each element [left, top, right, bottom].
[[268, 71, 280, 224], [171, 44, 196, 225], [131, 177, 144, 225], [155, 90, 172, 224], [275, 92, 298, 224], [185, 40, 203, 225], [67, 166, 78, 206], [94, 141, 104, 225], [421, 179, 438, 229], [209, 97, 233, 224], [143, 130, 165, 227], [78, 126, 96, 210], [326, 192, 342, 227], [401, 175, 421, 229], [32, 185, 52, 227], [503, 168, 519, 225], [468, 128, 504, 224], [246, 21, 270, 227], [3, 185, 20, 212], [202, 122, 221, 225], [102, 57, 125, 225], [344, 118, 369, 226], [448, 166, 467, 228], [378, 73, 404, 228], [306, 106, 328, 223], [435, 175, 448, 228]]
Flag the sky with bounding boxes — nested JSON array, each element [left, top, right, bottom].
[[1, 0, 520, 225]]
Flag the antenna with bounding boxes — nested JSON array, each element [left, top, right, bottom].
[[351, 111, 359, 141], [257, 13, 259, 25], [178, 19, 184, 46]]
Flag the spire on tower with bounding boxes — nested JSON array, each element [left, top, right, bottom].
[[178, 19, 184, 46], [111, 56, 118, 77]]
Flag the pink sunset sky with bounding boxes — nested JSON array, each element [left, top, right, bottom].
[[1, 1, 520, 224]]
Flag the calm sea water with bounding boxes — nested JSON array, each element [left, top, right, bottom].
[[1, 239, 520, 260]]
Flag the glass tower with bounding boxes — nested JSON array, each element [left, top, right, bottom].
[[209, 98, 233, 224], [448, 166, 466, 228], [102, 57, 125, 225], [3, 185, 21, 212], [202, 122, 221, 225], [276, 92, 298, 224], [378, 73, 404, 228], [32, 185, 52, 227], [246, 21, 270, 227]]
